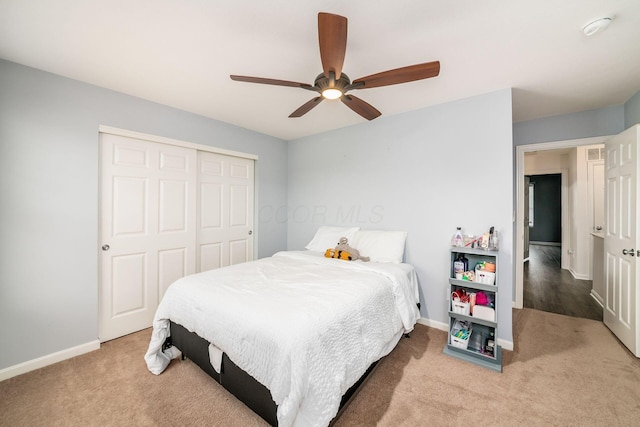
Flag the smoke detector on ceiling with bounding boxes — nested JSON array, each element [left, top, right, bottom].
[[582, 17, 612, 36]]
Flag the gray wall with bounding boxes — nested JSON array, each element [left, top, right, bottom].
[[287, 89, 514, 344], [514, 91, 640, 146], [625, 90, 640, 129], [513, 104, 625, 146], [0, 60, 288, 370]]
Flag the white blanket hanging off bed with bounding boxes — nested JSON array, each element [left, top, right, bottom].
[[145, 250, 419, 427]]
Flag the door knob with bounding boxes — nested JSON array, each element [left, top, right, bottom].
[[248, 230, 252, 235], [595, 226, 603, 231], [102, 244, 110, 251], [622, 248, 635, 256]]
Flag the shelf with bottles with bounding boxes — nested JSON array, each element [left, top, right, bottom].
[[445, 226, 502, 372], [451, 225, 499, 251], [450, 248, 497, 287]]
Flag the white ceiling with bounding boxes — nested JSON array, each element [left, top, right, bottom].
[[1, 0, 639, 141]]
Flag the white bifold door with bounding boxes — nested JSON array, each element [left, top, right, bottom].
[[99, 132, 254, 342]]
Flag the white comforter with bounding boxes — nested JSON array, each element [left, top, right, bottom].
[[145, 250, 419, 427]]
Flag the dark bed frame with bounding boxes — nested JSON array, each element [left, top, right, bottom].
[[164, 321, 383, 426]]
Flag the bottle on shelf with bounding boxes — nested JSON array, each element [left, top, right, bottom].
[[490, 229, 499, 250], [453, 253, 469, 277], [451, 227, 464, 247]]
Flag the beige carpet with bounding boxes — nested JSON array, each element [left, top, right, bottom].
[[1, 309, 639, 426]]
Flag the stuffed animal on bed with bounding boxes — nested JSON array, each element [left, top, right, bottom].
[[324, 237, 370, 262], [324, 248, 352, 260]]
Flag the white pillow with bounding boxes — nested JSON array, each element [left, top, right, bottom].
[[352, 230, 408, 263], [305, 226, 360, 252]]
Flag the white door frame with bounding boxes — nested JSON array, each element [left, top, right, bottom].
[[514, 135, 611, 309]]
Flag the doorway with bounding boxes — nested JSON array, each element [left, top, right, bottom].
[[515, 136, 611, 316], [527, 174, 562, 245]]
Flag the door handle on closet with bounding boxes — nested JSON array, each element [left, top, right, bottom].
[[622, 248, 634, 256]]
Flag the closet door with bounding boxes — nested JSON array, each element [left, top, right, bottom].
[[198, 151, 254, 271], [99, 133, 197, 342]]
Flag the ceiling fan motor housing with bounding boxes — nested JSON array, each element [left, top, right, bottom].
[[315, 72, 350, 92]]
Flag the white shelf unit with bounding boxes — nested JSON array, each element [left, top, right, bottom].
[[443, 247, 502, 372]]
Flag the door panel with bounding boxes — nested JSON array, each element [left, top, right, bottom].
[[200, 183, 223, 229], [158, 248, 187, 300], [113, 177, 147, 236], [230, 184, 248, 226], [111, 253, 147, 316], [100, 133, 197, 342], [197, 151, 254, 271], [603, 125, 639, 357], [159, 180, 188, 232], [230, 239, 249, 265], [200, 243, 222, 271]]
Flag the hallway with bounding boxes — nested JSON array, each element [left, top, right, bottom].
[[523, 244, 603, 321]]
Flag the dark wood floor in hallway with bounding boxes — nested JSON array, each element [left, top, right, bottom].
[[524, 244, 603, 321]]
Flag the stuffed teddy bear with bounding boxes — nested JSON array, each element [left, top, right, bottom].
[[334, 237, 370, 262]]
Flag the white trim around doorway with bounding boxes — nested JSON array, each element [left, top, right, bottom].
[[514, 135, 611, 309]]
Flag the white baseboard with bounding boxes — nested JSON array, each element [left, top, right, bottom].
[[417, 317, 448, 331], [417, 317, 514, 352], [590, 290, 604, 307], [568, 267, 589, 281], [498, 338, 514, 351], [0, 340, 100, 382]]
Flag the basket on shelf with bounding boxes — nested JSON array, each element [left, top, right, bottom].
[[475, 267, 496, 285], [450, 320, 472, 349], [451, 299, 470, 316]]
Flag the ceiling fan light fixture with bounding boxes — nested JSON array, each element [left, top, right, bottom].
[[582, 17, 612, 36], [322, 88, 343, 99], [230, 13, 440, 120]]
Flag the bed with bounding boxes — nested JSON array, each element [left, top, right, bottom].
[[145, 227, 420, 427]]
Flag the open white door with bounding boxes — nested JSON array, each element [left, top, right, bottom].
[[603, 124, 640, 357]]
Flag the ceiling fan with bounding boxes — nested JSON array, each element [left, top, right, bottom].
[[230, 12, 440, 121]]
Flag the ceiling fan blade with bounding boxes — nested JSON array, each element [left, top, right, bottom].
[[352, 61, 440, 89], [341, 95, 381, 121], [230, 75, 314, 90], [289, 97, 324, 118], [318, 13, 347, 80]]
